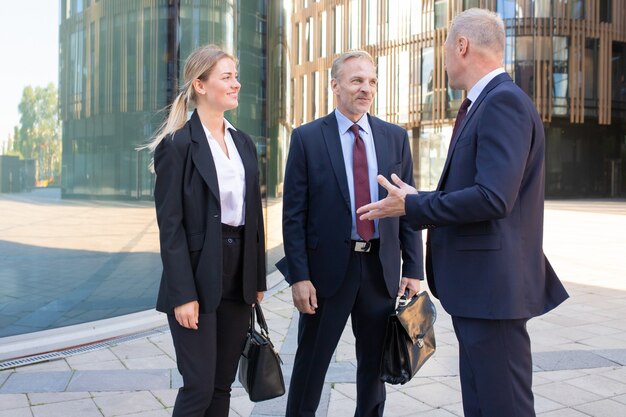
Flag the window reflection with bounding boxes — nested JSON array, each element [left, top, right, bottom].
[[553, 37, 569, 116], [1, 0, 274, 340]]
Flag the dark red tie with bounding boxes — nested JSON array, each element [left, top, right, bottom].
[[351, 124, 374, 242], [448, 98, 472, 156]]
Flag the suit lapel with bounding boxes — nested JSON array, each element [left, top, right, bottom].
[[321, 113, 351, 210], [189, 110, 220, 201], [437, 72, 512, 190], [369, 115, 390, 199]]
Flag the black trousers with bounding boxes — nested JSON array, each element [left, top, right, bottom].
[[452, 316, 535, 417], [168, 224, 250, 417], [286, 247, 395, 417]]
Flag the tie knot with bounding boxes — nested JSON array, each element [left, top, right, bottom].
[[350, 124, 360, 137], [459, 98, 472, 114]]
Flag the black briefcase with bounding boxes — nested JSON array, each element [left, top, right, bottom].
[[380, 291, 437, 385]]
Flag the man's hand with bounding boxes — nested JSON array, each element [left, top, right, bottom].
[[357, 174, 417, 220], [397, 277, 421, 299], [291, 280, 318, 314], [174, 300, 199, 330]]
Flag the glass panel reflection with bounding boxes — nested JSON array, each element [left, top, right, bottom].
[[0, 0, 273, 339]]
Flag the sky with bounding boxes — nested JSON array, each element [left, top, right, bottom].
[[0, 1, 59, 151]]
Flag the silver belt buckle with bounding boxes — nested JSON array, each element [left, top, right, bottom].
[[354, 241, 371, 252]]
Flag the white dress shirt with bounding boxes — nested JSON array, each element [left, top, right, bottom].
[[202, 119, 246, 226]]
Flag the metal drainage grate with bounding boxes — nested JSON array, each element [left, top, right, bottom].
[[0, 325, 170, 370]]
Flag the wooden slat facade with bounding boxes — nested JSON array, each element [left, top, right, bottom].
[[290, 0, 626, 129]]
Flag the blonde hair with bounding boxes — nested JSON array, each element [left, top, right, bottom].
[[331, 50, 376, 81], [448, 8, 505, 55], [144, 45, 237, 154]]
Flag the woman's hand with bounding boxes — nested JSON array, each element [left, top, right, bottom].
[[255, 291, 265, 304], [174, 300, 199, 330]]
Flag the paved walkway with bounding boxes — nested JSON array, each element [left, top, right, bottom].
[[1, 200, 625, 416]]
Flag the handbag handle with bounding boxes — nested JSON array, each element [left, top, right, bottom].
[[251, 303, 270, 335]]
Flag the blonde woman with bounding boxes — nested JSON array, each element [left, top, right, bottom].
[[149, 45, 266, 417]]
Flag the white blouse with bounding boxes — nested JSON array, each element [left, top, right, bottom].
[[202, 119, 246, 226]]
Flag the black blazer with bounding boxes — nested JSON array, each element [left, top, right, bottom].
[[281, 112, 423, 298], [154, 110, 266, 314]]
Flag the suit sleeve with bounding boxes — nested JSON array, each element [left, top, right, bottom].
[[282, 128, 310, 284], [398, 130, 424, 279], [154, 137, 198, 308], [405, 89, 532, 228]]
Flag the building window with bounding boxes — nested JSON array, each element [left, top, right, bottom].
[[600, 0, 611, 23], [377, 55, 387, 118], [585, 39, 598, 110], [463, 0, 480, 9], [497, 0, 517, 19], [421, 47, 434, 120], [320, 11, 327, 58], [434, 0, 447, 29], [311, 71, 321, 119], [612, 42, 626, 119], [514, 36, 534, 97], [295, 22, 301, 65], [302, 74, 308, 123], [398, 50, 409, 124], [327, 68, 333, 112], [411, 0, 423, 36], [569, 0, 584, 19], [349, 0, 360, 48], [553, 37, 568, 116], [334, 5, 343, 53], [367, 0, 377, 45], [535, 0, 550, 18], [305, 17, 313, 62]]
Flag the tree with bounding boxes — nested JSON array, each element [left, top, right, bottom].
[[13, 83, 61, 184]]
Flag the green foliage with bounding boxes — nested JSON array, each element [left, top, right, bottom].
[[12, 83, 61, 183]]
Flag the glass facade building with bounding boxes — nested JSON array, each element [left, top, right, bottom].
[[0, 0, 289, 341], [290, 0, 626, 197]]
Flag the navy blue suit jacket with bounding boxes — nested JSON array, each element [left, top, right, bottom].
[[405, 73, 568, 319], [282, 112, 423, 298], [154, 110, 266, 314]]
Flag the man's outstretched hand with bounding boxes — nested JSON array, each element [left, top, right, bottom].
[[357, 173, 417, 220]]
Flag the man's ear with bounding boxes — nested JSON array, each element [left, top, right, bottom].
[[330, 78, 339, 95], [458, 36, 469, 56]]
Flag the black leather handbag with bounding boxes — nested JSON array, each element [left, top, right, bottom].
[[238, 303, 286, 402], [380, 291, 437, 385]]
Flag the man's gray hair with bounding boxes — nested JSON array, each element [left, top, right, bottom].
[[330, 50, 376, 80], [448, 8, 505, 54]]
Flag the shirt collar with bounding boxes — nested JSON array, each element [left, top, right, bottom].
[[224, 118, 237, 132], [467, 68, 506, 105], [334, 108, 371, 136], [201, 118, 237, 140]]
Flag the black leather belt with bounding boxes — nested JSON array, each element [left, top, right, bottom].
[[351, 239, 379, 253]]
